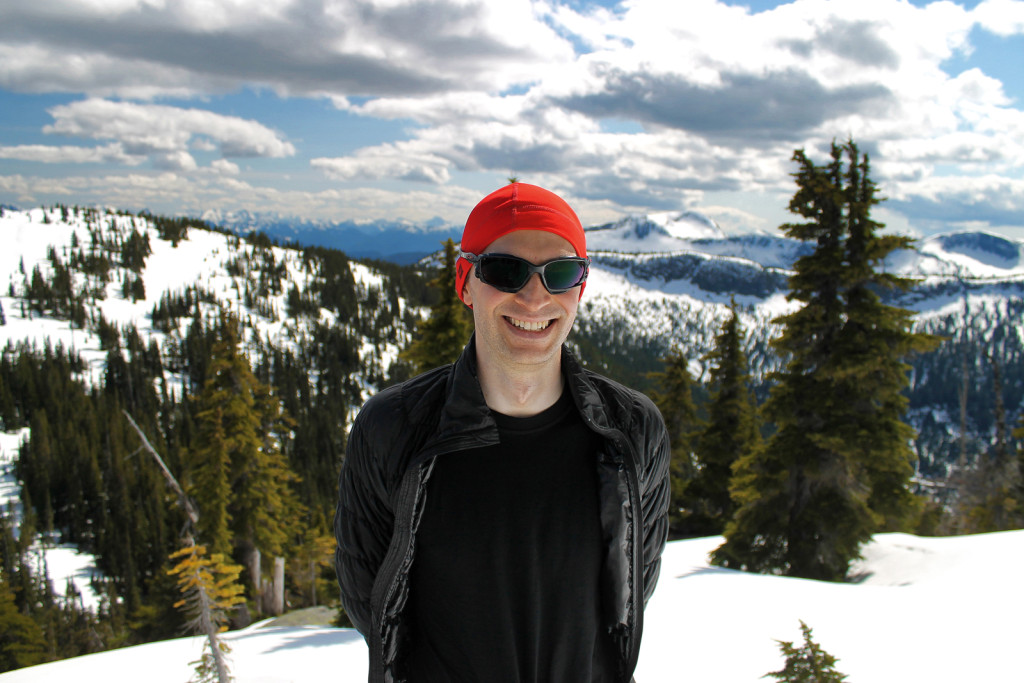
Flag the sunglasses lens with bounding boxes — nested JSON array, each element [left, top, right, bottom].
[[543, 259, 587, 292], [474, 254, 588, 293], [479, 256, 530, 291]]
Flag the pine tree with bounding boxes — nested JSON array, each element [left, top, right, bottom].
[[714, 141, 940, 580], [764, 621, 848, 683], [400, 239, 473, 375], [0, 573, 48, 672], [187, 315, 303, 611], [830, 145, 940, 532], [1014, 413, 1024, 520], [955, 354, 1023, 532], [191, 404, 233, 556], [167, 543, 245, 683], [685, 301, 760, 536], [649, 347, 700, 537]]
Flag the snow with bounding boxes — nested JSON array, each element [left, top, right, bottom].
[[0, 429, 28, 533], [2, 428, 105, 611], [0, 529, 1019, 682]]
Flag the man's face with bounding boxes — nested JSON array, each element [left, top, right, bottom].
[[463, 229, 582, 374]]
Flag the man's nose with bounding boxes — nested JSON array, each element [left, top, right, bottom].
[[514, 272, 549, 305]]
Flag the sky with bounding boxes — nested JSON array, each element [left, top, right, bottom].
[[1, 0, 1023, 239]]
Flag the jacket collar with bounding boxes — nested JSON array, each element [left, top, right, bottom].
[[425, 335, 615, 457]]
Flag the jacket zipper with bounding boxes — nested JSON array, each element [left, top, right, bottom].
[[582, 414, 646, 683], [368, 460, 423, 683]]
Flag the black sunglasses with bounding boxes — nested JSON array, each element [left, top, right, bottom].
[[461, 252, 590, 294]]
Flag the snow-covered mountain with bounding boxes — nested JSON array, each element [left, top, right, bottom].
[[586, 212, 1024, 293], [3, 204, 1022, 474], [0, 206, 410, 398], [202, 209, 462, 264], [577, 212, 1024, 472], [1, 529, 1020, 683]]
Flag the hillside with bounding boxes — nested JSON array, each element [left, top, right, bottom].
[[0, 530, 1019, 683]]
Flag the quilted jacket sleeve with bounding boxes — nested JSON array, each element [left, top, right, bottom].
[[639, 400, 671, 606], [334, 405, 396, 638]]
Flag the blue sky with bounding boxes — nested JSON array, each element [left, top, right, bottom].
[[1, 0, 1023, 239]]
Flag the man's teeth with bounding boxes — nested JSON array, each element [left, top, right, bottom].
[[508, 317, 551, 331]]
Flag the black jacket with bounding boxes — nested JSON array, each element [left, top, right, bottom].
[[334, 337, 671, 682]]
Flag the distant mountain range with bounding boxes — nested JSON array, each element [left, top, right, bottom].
[[3, 205, 1022, 476], [201, 209, 463, 264], [205, 207, 1024, 291]]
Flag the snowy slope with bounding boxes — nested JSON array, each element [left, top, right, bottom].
[[0, 529, 1019, 683], [0, 207, 405, 393], [0, 207, 413, 613]]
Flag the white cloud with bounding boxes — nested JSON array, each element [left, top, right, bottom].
[[209, 159, 241, 176], [2, 0, 1024, 235], [0, 0, 576, 98], [312, 144, 452, 184], [0, 169, 479, 223], [44, 99, 295, 158], [0, 142, 144, 165], [973, 0, 1024, 36]]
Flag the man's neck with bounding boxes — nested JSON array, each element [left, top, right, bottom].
[[476, 349, 565, 418]]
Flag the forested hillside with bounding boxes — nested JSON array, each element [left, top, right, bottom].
[[0, 205, 434, 667]]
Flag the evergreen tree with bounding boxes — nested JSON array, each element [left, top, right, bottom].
[[400, 239, 473, 375], [649, 347, 700, 538], [831, 145, 940, 532], [764, 621, 848, 683], [190, 405, 233, 556], [714, 141, 940, 580], [167, 543, 245, 683], [1015, 413, 1024, 521], [685, 301, 760, 536], [186, 315, 303, 608], [955, 356, 1023, 532], [0, 573, 47, 672]]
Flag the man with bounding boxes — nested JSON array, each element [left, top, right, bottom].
[[335, 182, 671, 683]]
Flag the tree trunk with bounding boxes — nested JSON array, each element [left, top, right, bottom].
[[269, 556, 285, 616], [246, 546, 262, 613]]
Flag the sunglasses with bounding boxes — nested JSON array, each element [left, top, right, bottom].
[[461, 252, 590, 294]]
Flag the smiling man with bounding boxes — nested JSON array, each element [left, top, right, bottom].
[[335, 183, 671, 683]]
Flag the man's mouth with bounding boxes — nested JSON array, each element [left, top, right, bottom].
[[506, 316, 551, 332]]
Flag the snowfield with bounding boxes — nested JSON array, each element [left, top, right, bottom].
[[0, 529, 1019, 683]]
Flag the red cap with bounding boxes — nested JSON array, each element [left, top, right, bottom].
[[456, 183, 587, 303]]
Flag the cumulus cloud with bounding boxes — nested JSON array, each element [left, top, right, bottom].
[[0, 169, 480, 224], [44, 99, 296, 158], [0, 0, 575, 98], [0, 142, 144, 165], [1, 98, 295, 177], [973, 0, 1024, 36], [312, 144, 452, 184], [886, 174, 1024, 228], [310, 0, 1022, 230], [3, 0, 1024, 235]]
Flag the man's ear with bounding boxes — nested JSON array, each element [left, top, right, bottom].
[[462, 280, 473, 309]]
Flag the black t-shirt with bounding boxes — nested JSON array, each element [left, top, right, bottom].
[[406, 388, 617, 682]]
